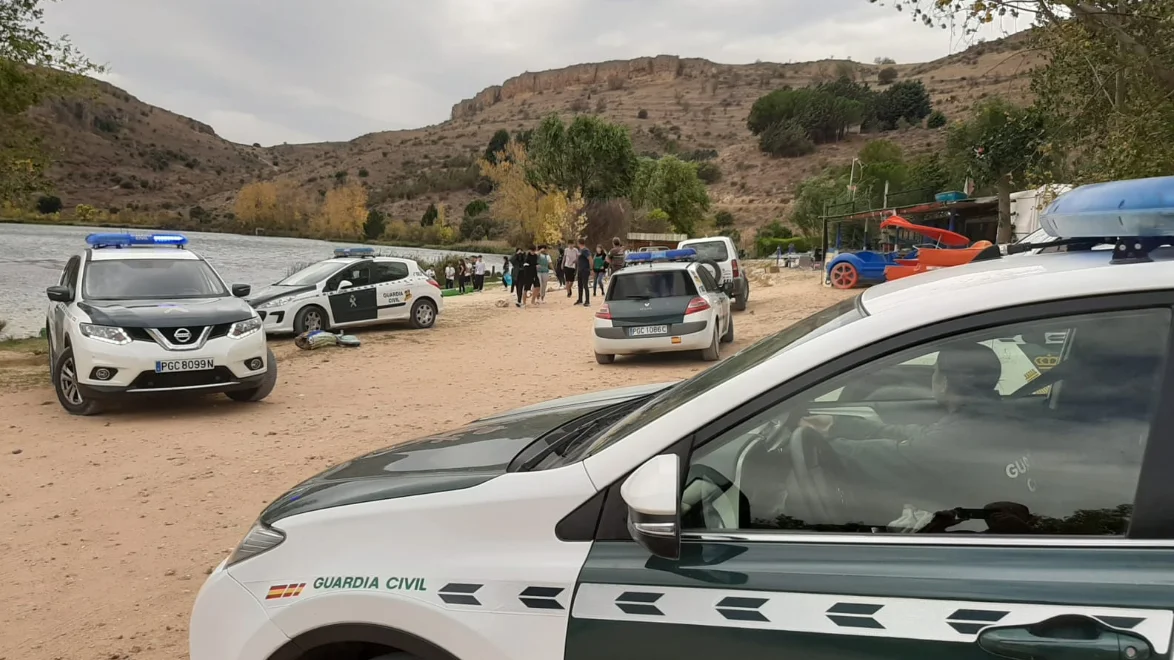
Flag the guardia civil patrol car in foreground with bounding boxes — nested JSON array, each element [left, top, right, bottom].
[[194, 176, 1174, 660], [593, 248, 734, 364], [248, 247, 443, 335], [46, 233, 275, 415]]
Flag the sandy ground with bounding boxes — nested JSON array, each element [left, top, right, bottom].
[[0, 267, 849, 660]]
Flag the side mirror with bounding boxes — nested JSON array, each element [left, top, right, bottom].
[[46, 285, 72, 303], [231, 283, 251, 298], [621, 454, 681, 560], [338, 280, 353, 290]]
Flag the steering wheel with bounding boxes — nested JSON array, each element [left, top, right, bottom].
[[787, 426, 855, 525]]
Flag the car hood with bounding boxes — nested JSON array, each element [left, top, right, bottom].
[[248, 284, 317, 307], [77, 297, 255, 328], [258, 381, 677, 525]]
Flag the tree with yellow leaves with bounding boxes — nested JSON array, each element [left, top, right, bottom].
[[478, 140, 583, 246], [233, 182, 279, 230], [314, 182, 367, 240]]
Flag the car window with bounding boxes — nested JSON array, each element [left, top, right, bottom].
[[572, 296, 864, 462], [329, 262, 371, 289], [375, 261, 410, 283], [607, 270, 696, 300], [682, 307, 1170, 537], [279, 261, 345, 286], [683, 240, 730, 262], [696, 266, 719, 292], [60, 256, 80, 289], [83, 259, 228, 300]]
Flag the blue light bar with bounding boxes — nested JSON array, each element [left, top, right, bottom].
[[85, 233, 188, 249], [1040, 176, 1174, 239], [625, 247, 698, 263], [333, 246, 376, 258]]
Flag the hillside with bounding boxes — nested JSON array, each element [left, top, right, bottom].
[[27, 33, 1039, 236]]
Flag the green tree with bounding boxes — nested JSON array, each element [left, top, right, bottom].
[[714, 210, 735, 230], [630, 155, 711, 236], [875, 80, 932, 130], [35, 193, 60, 213], [946, 98, 1049, 243], [363, 209, 386, 240], [464, 199, 489, 217], [2, 0, 103, 203], [759, 119, 815, 158], [526, 114, 637, 200], [420, 202, 438, 227], [484, 129, 511, 164], [788, 174, 843, 238], [926, 110, 947, 129], [877, 66, 898, 85]]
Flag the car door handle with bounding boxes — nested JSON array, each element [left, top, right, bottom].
[[977, 615, 1153, 660]]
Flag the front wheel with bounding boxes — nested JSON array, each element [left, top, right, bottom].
[[409, 298, 438, 329], [226, 348, 278, 403], [293, 305, 328, 334], [53, 346, 102, 416]]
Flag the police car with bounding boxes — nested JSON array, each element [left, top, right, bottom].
[[677, 235, 749, 311], [593, 248, 734, 364], [193, 176, 1174, 660], [45, 233, 275, 416], [248, 247, 443, 335]]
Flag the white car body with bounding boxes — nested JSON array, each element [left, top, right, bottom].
[[592, 261, 732, 362], [46, 243, 271, 415], [676, 236, 749, 309], [249, 256, 443, 335], [192, 241, 1174, 660]]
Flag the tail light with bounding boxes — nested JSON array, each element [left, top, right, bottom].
[[427, 278, 441, 289], [731, 259, 740, 279], [595, 303, 612, 320], [685, 297, 710, 315]]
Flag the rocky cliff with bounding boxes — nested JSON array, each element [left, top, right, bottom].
[[450, 55, 717, 119]]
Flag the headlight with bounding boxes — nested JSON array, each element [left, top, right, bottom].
[[226, 521, 285, 567], [79, 323, 131, 345], [257, 295, 297, 309], [228, 317, 262, 339]]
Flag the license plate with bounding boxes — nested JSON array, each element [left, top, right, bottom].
[[155, 358, 214, 373], [628, 325, 668, 337]]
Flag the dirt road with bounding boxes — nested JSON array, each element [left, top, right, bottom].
[[0, 269, 848, 660]]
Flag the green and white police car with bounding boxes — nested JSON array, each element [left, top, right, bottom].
[[193, 176, 1174, 660]]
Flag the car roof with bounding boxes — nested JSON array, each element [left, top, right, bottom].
[[615, 261, 697, 273], [860, 247, 1174, 321], [88, 248, 201, 262], [678, 236, 733, 245]]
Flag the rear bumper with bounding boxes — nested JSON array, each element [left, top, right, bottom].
[[594, 320, 711, 355]]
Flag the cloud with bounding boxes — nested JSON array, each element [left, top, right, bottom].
[[41, 0, 1026, 146]]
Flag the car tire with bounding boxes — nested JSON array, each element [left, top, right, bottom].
[[721, 313, 735, 343], [226, 348, 278, 403], [53, 346, 103, 416], [699, 258, 722, 283], [409, 298, 438, 329], [293, 305, 329, 334], [733, 278, 749, 311], [701, 325, 720, 361], [595, 352, 615, 364]]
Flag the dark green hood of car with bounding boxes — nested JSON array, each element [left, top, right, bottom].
[[259, 382, 674, 525]]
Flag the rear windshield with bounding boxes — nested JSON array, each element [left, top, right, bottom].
[[608, 270, 697, 300], [683, 240, 729, 262], [84, 259, 227, 300]]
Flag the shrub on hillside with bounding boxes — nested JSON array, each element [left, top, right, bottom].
[[637, 109, 648, 119], [759, 120, 815, 158], [36, 195, 62, 214], [696, 161, 722, 183], [756, 236, 811, 257], [878, 66, 899, 85], [358, 168, 369, 178], [715, 210, 735, 229], [926, 110, 948, 129]]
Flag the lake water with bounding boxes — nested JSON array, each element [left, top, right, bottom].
[[0, 223, 494, 338]]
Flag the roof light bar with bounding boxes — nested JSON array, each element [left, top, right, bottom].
[[625, 247, 698, 263], [333, 247, 376, 258], [1039, 175, 1174, 239], [85, 233, 189, 249]]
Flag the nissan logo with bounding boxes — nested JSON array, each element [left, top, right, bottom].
[[173, 328, 192, 343]]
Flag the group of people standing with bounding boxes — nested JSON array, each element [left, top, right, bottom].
[[443, 256, 487, 294], [505, 237, 627, 308]]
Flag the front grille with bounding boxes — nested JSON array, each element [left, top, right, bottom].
[[157, 326, 206, 345], [128, 366, 238, 390]]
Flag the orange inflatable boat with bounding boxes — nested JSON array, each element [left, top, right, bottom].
[[880, 216, 1000, 281]]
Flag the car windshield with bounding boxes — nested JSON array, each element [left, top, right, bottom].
[[608, 270, 695, 300], [684, 240, 729, 261], [83, 259, 227, 300], [278, 261, 345, 286], [563, 295, 865, 462]]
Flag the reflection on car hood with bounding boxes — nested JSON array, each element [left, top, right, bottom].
[[77, 297, 254, 328], [259, 381, 676, 525], [247, 284, 317, 307]]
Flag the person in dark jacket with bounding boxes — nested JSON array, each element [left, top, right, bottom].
[[575, 238, 592, 306], [515, 246, 538, 308]]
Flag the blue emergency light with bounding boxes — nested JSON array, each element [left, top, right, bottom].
[[85, 233, 189, 249], [333, 246, 376, 258], [625, 247, 698, 263], [1040, 176, 1174, 239]]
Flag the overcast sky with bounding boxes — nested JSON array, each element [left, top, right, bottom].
[[42, 0, 1025, 146]]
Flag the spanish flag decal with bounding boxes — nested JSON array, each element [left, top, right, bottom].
[[266, 583, 306, 600]]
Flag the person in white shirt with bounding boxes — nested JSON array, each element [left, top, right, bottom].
[[473, 256, 487, 292], [444, 264, 455, 290], [562, 240, 578, 298]]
